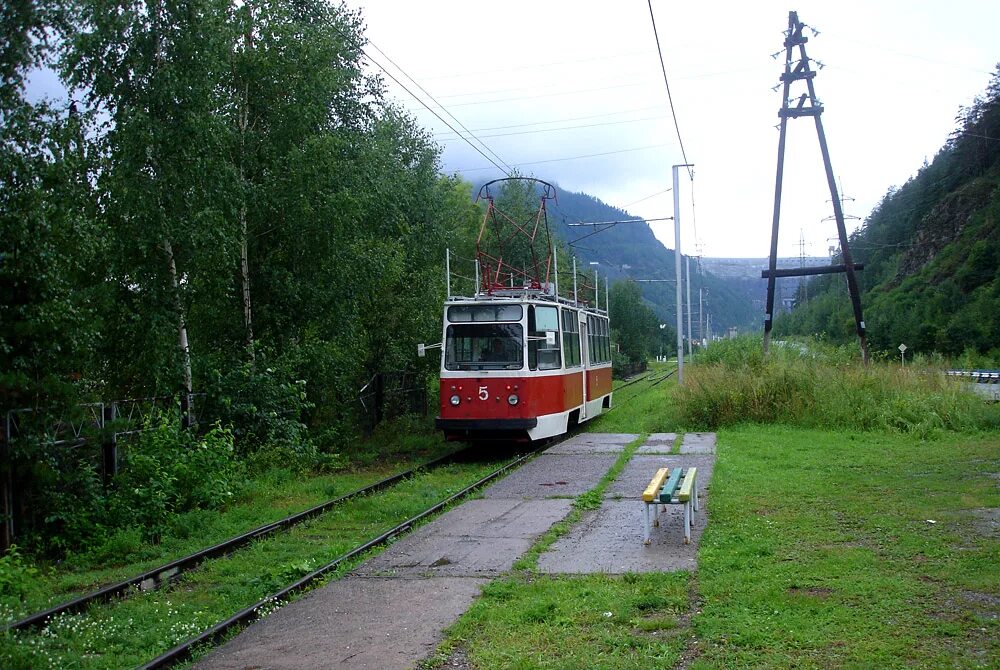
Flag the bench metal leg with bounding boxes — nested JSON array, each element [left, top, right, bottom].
[[684, 501, 691, 544], [693, 475, 699, 513], [643, 503, 651, 545]]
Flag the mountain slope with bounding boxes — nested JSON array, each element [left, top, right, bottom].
[[544, 187, 759, 333], [774, 67, 1000, 357]]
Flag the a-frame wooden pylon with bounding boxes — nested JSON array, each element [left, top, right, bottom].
[[762, 11, 869, 363]]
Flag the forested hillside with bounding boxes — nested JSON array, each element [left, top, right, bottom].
[[775, 67, 1000, 360], [536, 186, 759, 333]]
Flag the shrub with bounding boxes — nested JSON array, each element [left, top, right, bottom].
[[677, 337, 1000, 434], [106, 421, 239, 543]]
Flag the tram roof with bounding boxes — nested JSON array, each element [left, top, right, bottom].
[[445, 291, 608, 317]]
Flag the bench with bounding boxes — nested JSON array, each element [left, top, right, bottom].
[[642, 466, 698, 544]]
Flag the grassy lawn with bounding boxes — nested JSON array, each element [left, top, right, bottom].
[[693, 426, 999, 669], [429, 380, 999, 668]]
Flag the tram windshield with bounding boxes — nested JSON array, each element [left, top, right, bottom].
[[445, 323, 523, 370]]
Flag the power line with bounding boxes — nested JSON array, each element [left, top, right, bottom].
[[623, 188, 672, 208], [364, 41, 513, 175], [647, 0, 692, 179], [323, 21, 513, 176], [418, 48, 658, 82], [431, 105, 665, 137], [455, 142, 674, 173], [436, 114, 671, 142], [567, 217, 673, 227], [407, 79, 656, 110]]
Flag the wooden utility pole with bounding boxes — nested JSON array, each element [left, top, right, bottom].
[[762, 11, 869, 363]]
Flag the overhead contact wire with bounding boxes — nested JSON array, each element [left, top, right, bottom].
[[647, 0, 693, 180]]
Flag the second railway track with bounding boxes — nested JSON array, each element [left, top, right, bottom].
[[4, 446, 483, 634], [1, 445, 540, 669]]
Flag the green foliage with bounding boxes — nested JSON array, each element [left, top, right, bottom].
[[0, 546, 38, 602], [677, 337, 1000, 435], [107, 423, 239, 543], [202, 357, 313, 457], [608, 280, 661, 367]]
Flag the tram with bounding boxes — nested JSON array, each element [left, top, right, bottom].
[[429, 178, 614, 442]]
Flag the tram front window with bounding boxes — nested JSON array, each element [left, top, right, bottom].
[[445, 324, 523, 370]]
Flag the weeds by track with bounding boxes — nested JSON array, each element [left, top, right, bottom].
[[4, 447, 475, 634], [140, 448, 539, 669]]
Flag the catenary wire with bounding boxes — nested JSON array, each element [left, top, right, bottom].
[[431, 105, 666, 137], [647, 0, 693, 180], [364, 40, 514, 174], [456, 142, 674, 173], [436, 114, 672, 142]]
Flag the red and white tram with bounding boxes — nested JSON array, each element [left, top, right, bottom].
[[431, 177, 613, 442], [434, 294, 613, 441]]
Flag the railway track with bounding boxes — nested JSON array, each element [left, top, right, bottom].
[[4, 447, 476, 634], [140, 449, 538, 669]]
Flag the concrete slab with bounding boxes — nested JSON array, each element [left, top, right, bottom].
[[633, 432, 677, 455], [681, 432, 717, 454], [481, 453, 617, 499], [358, 534, 534, 578], [411, 498, 574, 539], [540, 439, 717, 574], [604, 454, 715, 499], [194, 576, 485, 670], [355, 499, 573, 578], [543, 432, 637, 455], [536, 500, 704, 574]]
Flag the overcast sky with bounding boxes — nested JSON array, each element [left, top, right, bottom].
[[348, 0, 998, 259]]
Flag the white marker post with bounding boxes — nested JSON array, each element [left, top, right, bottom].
[[899, 343, 907, 366]]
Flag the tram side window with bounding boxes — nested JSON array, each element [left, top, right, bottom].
[[602, 318, 611, 362], [528, 305, 561, 371], [587, 315, 610, 364], [562, 309, 581, 368]]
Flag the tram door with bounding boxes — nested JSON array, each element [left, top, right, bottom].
[[580, 316, 589, 419]]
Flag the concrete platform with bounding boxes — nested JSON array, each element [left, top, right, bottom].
[[539, 436, 717, 575], [481, 453, 618, 499], [542, 432, 637, 455], [536, 500, 704, 574], [634, 432, 677, 455], [681, 432, 717, 454], [194, 433, 718, 668], [194, 576, 485, 670], [355, 498, 573, 578]]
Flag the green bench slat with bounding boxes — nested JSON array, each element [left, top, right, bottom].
[[658, 468, 684, 503]]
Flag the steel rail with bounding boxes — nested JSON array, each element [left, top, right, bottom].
[[4, 448, 473, 633], [140, 450, 536, 669]]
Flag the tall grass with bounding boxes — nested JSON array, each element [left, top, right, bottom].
[[676, 336, 1000, 435]]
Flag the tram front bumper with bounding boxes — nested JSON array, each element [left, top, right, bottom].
[[435, 417, 538, 432]]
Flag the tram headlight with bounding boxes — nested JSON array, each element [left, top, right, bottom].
[[450, 394, 461, 406], [507, 394, 519, 406]]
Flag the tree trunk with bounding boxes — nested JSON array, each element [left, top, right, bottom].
[[239, 206, 254, 359], [163, 239, 194, 425], [237, 26, 255, 361]]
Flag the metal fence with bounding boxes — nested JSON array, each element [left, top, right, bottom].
[[0, 393, 200, 552], [357, 371, 429, 435]]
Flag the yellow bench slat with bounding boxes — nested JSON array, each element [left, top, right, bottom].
[[678, 467, 697, 502], [642, 467, 670, 502]]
